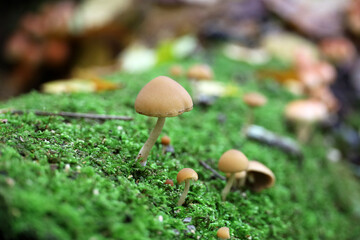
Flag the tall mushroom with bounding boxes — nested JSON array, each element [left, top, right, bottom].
[[218, 149, 249, 201], [284, 99, 328, 143], [177, 168, 198, 206], [135, 76, 193, 166]]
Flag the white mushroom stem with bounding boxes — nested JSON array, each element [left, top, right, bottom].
[[222, 173, 236, 201], [136, 117, 165, 166], [177, 179, 191, 206]]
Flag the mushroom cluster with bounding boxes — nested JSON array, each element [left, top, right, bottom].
[[218, 150, 276, 199], [133, 74, 278, 239], [218, 149, 249, 201]]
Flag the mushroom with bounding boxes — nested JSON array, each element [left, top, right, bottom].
[[226, 171, 247, 189], [177, 168, 198, 206], [135, 76, 193, 166], [218, 149, 249, 201], [161, 135, 171, 146], [164, 179, 174, 186], [284, 99, 328, 143], [161, 135, 174, 154], [169, 65, 184, 77], [217, 227, 230, 239], [246, 161, 275, 192], [187, 64, 213, 81], [242, 92, 267, 126]]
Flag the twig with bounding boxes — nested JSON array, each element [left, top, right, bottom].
[[0, 109, 133, 121], [199, 160, 226, 181]]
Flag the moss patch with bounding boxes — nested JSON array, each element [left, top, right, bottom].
[[1, 55, 360, 240]]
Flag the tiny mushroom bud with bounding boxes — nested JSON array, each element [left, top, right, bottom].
[[135, 76, 193, 166], [161, 135, 171, 146], [170, 65, 184, 77], [285, 99, 328, 143], [187, 64, 213, 81], [164, 179, 174, 186], [246, 161, 275, 192], [217, 227, 230, 239], [177, 168, 198, 206], [242, 92, 267, 126], [218, 149, 249, 201]]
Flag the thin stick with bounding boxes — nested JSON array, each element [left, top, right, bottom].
[[199, 160, 226, 181], [0, 109, 133, 121]]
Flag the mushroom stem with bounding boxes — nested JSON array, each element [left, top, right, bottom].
[[136, 117, 166, 166], [222, 173, 236, 201], [237, 174, 246, 188], [296, 122, 313, 144], [177, 179, 191, 206], [247, 107, 254, 126]]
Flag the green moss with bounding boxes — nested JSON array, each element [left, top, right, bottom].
[[1, 55, 359, 240]]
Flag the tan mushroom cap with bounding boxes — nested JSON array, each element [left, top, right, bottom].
[[243, 92, 267, 107], [218, 149, 249, 173], [285, 99, 328, 124], [177, 168, 198, 184], [217, 227, 230, 239], [135, 76, 193, 117], [246, 160, 275, 192], [187, 64, 213, 80]]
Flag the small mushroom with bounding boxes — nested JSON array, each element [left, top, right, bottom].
[[246, 161, 275, 192], [161, 135, 171, 146], [164, 179, 174, 186], [187, 64, 213, 81], [177, 168, 198, 206], [169, 65, 184, 77], [242, 92, 267, 126], [135, 76, 193, 166], [161, 135, 174, 154], [284, 99, 328, 143], [217, 227, 230, 239], [218, 149, 249, 201]]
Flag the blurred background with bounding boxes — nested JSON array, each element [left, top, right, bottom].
[[1, 0, 360, 172]]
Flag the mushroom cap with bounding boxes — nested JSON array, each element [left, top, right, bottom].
[[246, 160, 275, 192], [218, 149, 249, 173], [161, 135, 171, 146], [217, 227, 230, 239], [243, 92, 267, 107], [135, 76, 193, 117], [285, 99, 328, 124], [177, 168, 198, 184], [187, 64, 213, 80], [169, 65, 184, 77]]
